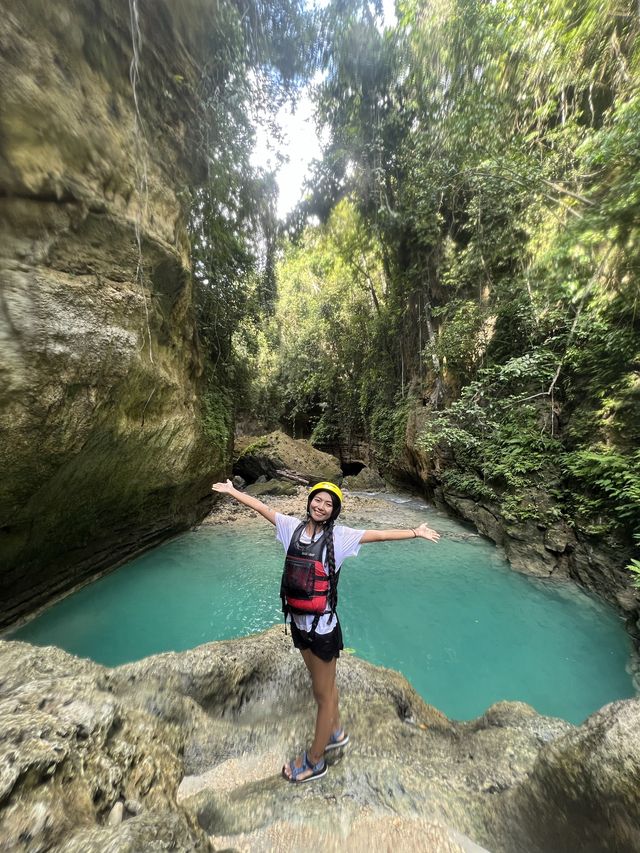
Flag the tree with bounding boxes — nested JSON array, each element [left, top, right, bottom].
[[276, 0, 640, 538]]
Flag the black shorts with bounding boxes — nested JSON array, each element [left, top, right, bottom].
[[290, 619, 344, 662]]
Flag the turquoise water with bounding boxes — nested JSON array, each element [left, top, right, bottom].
[[9, 514, 636, 723]]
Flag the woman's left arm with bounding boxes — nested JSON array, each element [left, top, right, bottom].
[[360, 523, 440, 544]]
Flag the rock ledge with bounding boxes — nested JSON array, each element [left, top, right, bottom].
[[1, 629, 639, 851]]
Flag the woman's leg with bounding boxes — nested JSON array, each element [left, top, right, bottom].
[[283, 648, 338, 780], [301, 647, 339, 760], [331, 679, 341, 735]]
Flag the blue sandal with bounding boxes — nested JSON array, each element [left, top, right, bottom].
[[282, 751, 327, 783], [325, 728, 350, 752]]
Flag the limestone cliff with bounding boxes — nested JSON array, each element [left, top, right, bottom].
[[0, 0, 228, 628]]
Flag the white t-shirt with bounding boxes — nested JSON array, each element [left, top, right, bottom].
[[275, 512, 365, 634]]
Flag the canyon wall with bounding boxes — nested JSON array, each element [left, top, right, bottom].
[[0, 0, 227, 628], [398, 405, 640, 638]]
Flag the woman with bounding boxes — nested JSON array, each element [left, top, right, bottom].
[[210, 478, 440, 783]]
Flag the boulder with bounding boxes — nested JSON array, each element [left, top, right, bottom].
[[234, 431, 342, 485], [495, 698, 640, 852], [245, 479, 298, 497], [343, 466, 387, 491], [2, 629, 639, 852], [0, 641, 209, 851]]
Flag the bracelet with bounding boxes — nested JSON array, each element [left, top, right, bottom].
[[412, 528, 417, 538]]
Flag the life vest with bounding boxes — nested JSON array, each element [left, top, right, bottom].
[[280, 522, 338, 622]]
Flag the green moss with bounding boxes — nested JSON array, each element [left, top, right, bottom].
[[370, 398, 412, 469], [238, 436, 270, 457], [201, 384, 233, 462]]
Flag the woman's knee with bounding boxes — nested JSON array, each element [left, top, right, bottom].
[[312, 683, 334, 706], [311, 674, 336, 705]]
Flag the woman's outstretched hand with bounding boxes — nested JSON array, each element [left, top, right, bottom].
[[414, 523, 440, 542], [211, 479, 235, 494], [210, 478, 276, 525]]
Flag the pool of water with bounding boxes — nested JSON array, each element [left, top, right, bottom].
[[9, 508, 636, 723]]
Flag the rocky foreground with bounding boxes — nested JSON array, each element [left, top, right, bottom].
[[1, 628, 639, 853]]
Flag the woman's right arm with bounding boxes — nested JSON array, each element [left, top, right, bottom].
[[211, 479, 277, 526]]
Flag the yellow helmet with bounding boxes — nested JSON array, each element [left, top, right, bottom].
[[309, 481, 343, 503], [308, 481, 343, 521]]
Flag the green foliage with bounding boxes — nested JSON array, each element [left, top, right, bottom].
[[186, 0, 312, 420], [368, 396, 413, 466], [563, 449, 640, 528], [427, 300, 485, 383], [201, 380, 234, 460], [416, 368, 563, 522], [221, 0, 640, 547], [274, 201, 386, 441], [440, 469, 497, 504], [627, 534, 640, 590], [281, 0, 640, 540], [241, 199, 410, 462]]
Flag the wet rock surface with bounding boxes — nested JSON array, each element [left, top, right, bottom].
[[1, 630, 638, 852], [495, 698, 640, 853], [0, 641, 209, 851]]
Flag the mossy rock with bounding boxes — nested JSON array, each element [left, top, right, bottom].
[[233, 431, 341, 484], [244, 479, 298, 497], [343, 467, 387, 492]]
